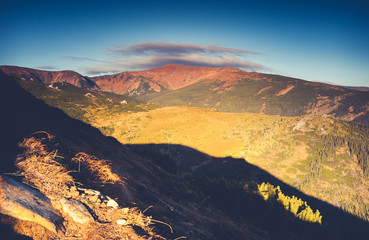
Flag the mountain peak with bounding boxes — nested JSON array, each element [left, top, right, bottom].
[[148, 64, 211, 72], [148, 64, 241, 72], [90, 64, 254, 94]]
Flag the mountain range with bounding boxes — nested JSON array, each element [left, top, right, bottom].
[[1, 64, 369, 126]]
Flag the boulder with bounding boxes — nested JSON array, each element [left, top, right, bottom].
[[88, 195, 99, 203], [116, 219, 127, 225], [0, 175, 62, 233], [60, 198, 94, 224], [106, 198, 119, 208]]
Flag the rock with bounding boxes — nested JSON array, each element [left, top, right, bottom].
[[116, 219, 127, 225], [106, 199, 119, 208], [0, 175, 62, 233], [122, 207, 129, 214], [69, 190, 80, 198], [60, 198, 94, 224], [84, 93, 95, 98], [51, 199, 63, 211], [81, 188, 100, 196], [88, 195, 99, 203]]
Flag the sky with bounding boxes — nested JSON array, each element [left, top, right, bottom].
[[1, 0, 368, 87]]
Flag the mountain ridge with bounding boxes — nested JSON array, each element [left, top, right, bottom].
[[2, 64, 369, 126], [0, 66, 99, 90], [1, 64, 364, 93], [90, 64, 254, 95], [0, 64, 358, 95]]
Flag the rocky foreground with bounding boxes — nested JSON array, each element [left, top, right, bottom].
[[0, 136, 162, 240]]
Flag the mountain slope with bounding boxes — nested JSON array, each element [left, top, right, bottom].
[[13, 79, 158, 124], [141, 73, 369, 125], [92, 64, 369, 126], [0, 66, 99, 89], [91, 64, 251, 94], [91, 64, 369, 126], [344, 86, 369, 92]]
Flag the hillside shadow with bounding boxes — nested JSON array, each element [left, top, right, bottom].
[[1, 73, 369, 239], [126, 143, 369, 239]]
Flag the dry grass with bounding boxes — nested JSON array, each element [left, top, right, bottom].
[[72, 152, 124, 184], [13, 219, 58, 240], [74, 205, 161, 240], [67, 193, 160, 239], [9, 135, 166, 240], [1, 214, 58, 240], [16, 137, 74, 197]]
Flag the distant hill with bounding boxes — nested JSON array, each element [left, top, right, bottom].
[[92, 64, 369, 126], [13, 80, 158, 124], [139, 73, 369, 126], [0, 66, 99, 89], [344, 86, 369, 92], [91, 64, 251, 94]]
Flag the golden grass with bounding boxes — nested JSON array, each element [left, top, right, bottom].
[[10, 135, 166, 240], [17, 137, 74, 197], [0, 215, 57, 240], [88, 106, 290, 158], [72, 152, 124, 184], [56, 195, 166, 240]]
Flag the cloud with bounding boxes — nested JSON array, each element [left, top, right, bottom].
[[84, 66, 122, 75], [61, 56, 106, 63], [85, 54, 269, 75], [64, 42, 269, 75], [36, 65, 56, 70], [110, 42, 262, 56], [138, 53, 267, 70]]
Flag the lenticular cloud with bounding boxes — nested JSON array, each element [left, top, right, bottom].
[[68, 42, 268, 75]]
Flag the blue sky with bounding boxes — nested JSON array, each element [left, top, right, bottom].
[[1, 0, 368, 86]]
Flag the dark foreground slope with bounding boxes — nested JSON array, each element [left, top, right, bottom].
[[1, 73, 369, 239]]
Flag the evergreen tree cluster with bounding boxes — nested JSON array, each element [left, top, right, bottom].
[[257, 182, 322, 224], [345, 123, 369, 176], [307, 126, 369, 181]]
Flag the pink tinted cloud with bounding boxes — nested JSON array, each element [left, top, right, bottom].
[[75, 42, 268, 75], [110, 42, 261, 56]]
